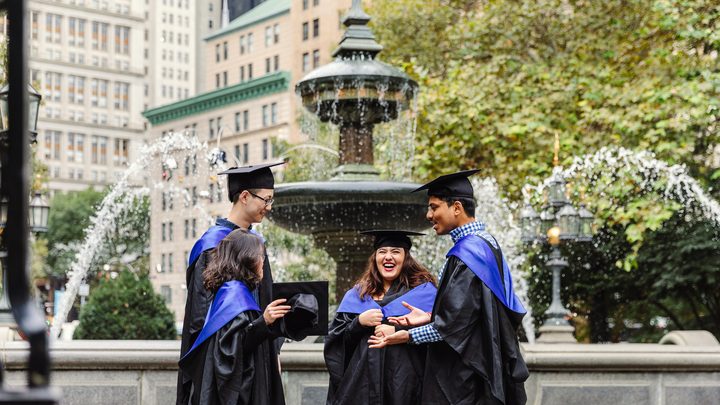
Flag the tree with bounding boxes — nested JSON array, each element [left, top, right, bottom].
[[73, 270, 176, 340], [368, 0, 720, 339]]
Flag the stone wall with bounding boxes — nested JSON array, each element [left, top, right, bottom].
[[2, 341, 720, 404]]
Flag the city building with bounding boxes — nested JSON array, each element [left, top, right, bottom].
[[143, 0, 351, 323]]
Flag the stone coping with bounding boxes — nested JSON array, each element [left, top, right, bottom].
[[2, 341, 720, 372]]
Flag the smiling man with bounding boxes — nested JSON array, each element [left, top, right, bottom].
[[177, 161, 284, 405], [369, 170, 529, 405]]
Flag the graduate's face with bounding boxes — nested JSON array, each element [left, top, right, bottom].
[[241, 188, 274, 223], [426, 196, 458, 235], [375, 246, 405, 282]]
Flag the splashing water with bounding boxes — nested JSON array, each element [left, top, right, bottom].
[[50, 132, 222, 338], [523, 146, 720, 226]]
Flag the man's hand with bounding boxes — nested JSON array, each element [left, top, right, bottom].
[[374, 324, 395, 337], [368, 330, 410, 349], [358, 309, 384, 327], [387, 301, 431, 327]]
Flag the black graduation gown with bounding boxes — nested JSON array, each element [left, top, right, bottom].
[[177, 245, 277, 405], [324, 284, 427, 405], [421, 255, 529, 405], [178, 310, 285, 405]]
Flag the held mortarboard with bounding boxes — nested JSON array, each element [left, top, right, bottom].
[[273, 281, 329, 338], [360, 230, 424, 251], [218, 161, 285, 202], [411, 169, 480, 199]]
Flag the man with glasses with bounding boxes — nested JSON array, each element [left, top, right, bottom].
[[177, 161, 284, 405]]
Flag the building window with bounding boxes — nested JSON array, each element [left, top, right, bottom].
[[114, 138, 129, 166], [113, 82, 129, 110], [223, 71, 228, 86], [91, 79, 108, 107], [235, 112, 241, 132], [240, 65, 245, 82], [161, 223, 167, 242], [247, 33, 254, 52], [114, 26, 130, 54], [91, 135, 108, 164], [160, 285, 172, 303], [302, 22, 309, 41], [43, 72, 62, 102], [313, 49, 320, 68], [92, 21, 109, 50], [184, 219, 189, 239], [273, 23, 280, 43], [262, 105, 269, 127], [209, 118, 215, 139], [265, 26, 272, 47], [313, 18, 319, 37], [302, 52, 310, 72], [31, 11, 39, 40], [223, 41, 228, 59], [234, 145, 241, 163], [314, 0, 320, 5], [215, 44, 220, 62], [67, 133, 85, 163], [44, 130, 62, 160], [192, 218, 197, 237], [273, 55, 280, 71], [216, 73, 220, 88], [168, 222, 174, 241], [248, 63, 253, 79], [265, 57, 271, 74], [271, 102, 278, 125], [303, 0, 308, 10], [68, 75, 85, 104], [45, 13, 62, 44], [242, 143, 249, 164], [68, 18, 86, 47], [240, 35, 246, 54], [262, 138, 269, 160]]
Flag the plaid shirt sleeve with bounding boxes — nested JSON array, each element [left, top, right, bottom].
[[408, 323, 443, 344]]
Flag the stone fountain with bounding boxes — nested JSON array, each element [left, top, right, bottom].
[[268, 0, 427, 300]]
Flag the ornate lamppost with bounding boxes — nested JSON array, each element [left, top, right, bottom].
[[520, 135, 594, 343]]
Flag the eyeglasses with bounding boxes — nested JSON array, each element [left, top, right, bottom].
[[248, 191, 274, 206]]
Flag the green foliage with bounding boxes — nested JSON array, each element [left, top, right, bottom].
[[369, 0, 720, 339], [44, 189, 149, 279], [73, 270, 176, 340]]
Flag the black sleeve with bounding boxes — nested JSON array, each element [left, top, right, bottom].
[[323, 313, 369, 386]]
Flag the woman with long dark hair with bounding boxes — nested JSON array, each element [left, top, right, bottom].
[[178, 229, 291, 405], [324, 230, 437, 405]]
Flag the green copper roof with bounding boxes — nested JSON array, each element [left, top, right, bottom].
[[142, 72, 290, 125], [205, 0, 291, 41]]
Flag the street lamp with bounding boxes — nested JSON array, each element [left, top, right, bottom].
[[0, 83, 42, 141], [520, 140, 594, 343]]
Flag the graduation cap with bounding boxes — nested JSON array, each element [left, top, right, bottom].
[[273, 281, 329, 337], [360, 230, 424, 251], [218, 161, 285, 202], [411, 169, 480, 199]]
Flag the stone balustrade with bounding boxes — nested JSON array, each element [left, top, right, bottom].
[[2, 340, 720, 404]]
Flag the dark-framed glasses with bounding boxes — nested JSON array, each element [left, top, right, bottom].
[[248, 191, 274, 206]]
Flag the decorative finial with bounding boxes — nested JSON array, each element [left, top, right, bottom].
[[552, 132, 560, 167], [332, 0, 383, 58]]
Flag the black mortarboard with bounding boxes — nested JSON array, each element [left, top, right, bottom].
[[218, 161, 285, 202], [360, 230, 424, 251], [273, 281, 329, 337], [411, 169, 480, 199]]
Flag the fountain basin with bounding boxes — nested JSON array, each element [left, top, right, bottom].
[[268, 180, 428, 234]]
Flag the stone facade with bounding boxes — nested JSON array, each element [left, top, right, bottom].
[[3, 341, 720, 405]]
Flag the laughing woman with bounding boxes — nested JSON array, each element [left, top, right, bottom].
[[324, 230, 437, 405]]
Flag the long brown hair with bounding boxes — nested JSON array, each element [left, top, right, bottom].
[[356, 249, 436, 299], [203, 229, 265, 293]]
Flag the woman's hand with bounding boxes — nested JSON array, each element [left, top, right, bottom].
[[358, 309, 384, 327], [374, 324, 395, 337], [387, 302, 431, 327], [263, 298, 291, 325], [368, 330, 410, 349]]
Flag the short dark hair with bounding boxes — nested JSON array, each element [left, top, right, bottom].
[[431, 194, 476, 218], [203, 229, 265, 292], [231, 188, 262, 204]]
